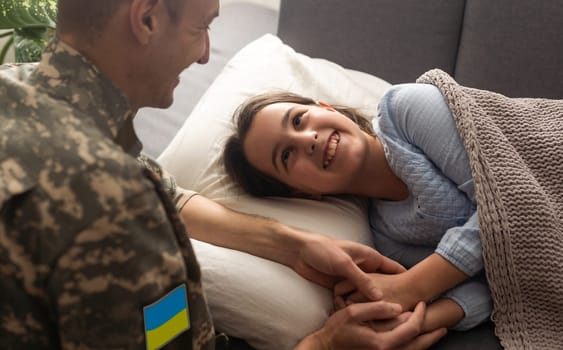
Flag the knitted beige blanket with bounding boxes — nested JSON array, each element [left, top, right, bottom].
[[417, 70, 563, 349]]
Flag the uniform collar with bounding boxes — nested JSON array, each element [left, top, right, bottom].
[[30, 37, 141, 155]]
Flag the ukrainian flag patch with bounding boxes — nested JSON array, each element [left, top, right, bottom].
[[143, 284, 190, 350]]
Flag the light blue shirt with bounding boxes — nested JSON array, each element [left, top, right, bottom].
[[369, 84, 492, 330]]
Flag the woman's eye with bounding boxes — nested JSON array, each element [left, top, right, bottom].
[[281, 149, 291, 165], [292, 113, 303, 128]]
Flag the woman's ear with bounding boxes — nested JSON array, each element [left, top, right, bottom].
[[129, 0, 161, 45], [317, 101, 336, 112]]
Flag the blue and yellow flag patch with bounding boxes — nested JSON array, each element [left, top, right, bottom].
[[143, 284, 191, 350]]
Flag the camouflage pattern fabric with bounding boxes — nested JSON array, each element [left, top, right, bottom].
[[0, 37, 214, 349], [136, 154, 197, 211]]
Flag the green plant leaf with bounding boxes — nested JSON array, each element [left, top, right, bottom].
[[0, 0, 57, 63], [0, 30, 13, 38], [0, 33, 13, 63], [0, 0, 57, 29], [14, 27, 51, 62]]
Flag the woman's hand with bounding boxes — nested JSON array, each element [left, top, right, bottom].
[[335, 253, 470, 311], [293, 233, 406, 301], [334, 271, 417, 312], [295, 301, 447, 350]]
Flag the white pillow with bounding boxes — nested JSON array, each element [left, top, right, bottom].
[[158, 34, 391, 350]]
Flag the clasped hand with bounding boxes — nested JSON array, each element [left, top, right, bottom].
[[293, 234, 446, 349]]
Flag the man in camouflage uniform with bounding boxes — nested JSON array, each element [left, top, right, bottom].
[[0, 0, 217, 348], [0, 0, 447, 349]]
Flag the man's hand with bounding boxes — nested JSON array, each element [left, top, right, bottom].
[[295, 301, 447, 350], [293, 233, 406, 301], [181, 195, 405, 300]]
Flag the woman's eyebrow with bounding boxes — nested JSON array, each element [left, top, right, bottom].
[[281, 106, 295, 129], [271, 106, 296, 173]]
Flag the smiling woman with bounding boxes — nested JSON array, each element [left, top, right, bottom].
[[221, 65, 563, 344], [222, 84, 496, 334], [223, 91, 377, 197]]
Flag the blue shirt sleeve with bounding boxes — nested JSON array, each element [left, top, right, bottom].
[[375, 83, 491, 330], [378, 83, 483, 276], [442, 276, 493, 331]]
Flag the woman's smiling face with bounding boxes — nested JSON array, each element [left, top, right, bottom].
[[243, 102, 373, 195]]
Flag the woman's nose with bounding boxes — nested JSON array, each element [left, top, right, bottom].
[[296, 131, 318, 155]]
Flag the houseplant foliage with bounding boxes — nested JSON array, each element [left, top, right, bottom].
[[0, 0, 57, 63]]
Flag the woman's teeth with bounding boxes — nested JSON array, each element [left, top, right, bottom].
[[324, 133, 340, 168]]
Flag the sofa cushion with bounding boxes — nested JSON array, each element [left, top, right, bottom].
[[277, 0, 465, 84], [455, 0, 563, 98]]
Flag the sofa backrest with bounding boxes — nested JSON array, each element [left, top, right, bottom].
[[277, 0, 563, 98], [454, 0, 563, 98]]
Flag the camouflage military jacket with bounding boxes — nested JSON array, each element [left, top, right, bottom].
[[0, 38, 214, 349]]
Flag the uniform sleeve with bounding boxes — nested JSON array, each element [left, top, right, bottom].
[[137, 154, 198, 211], [50, 170, 201, 349], [382, 83, 483, 276]]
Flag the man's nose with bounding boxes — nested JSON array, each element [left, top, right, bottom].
[[197, 32, 210, 64]]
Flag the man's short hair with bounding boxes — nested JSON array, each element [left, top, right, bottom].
[[57, 0, 185, 39]]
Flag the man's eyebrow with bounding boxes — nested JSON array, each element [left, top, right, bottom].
[[271, 106, 295, 173]]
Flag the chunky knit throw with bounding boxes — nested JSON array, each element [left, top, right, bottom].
[[417, 70, 563, 349]]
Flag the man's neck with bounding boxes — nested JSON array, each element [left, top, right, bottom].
[[57, 30, 141, 114]]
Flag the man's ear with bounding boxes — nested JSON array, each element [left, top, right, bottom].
[[129, 0, 161, 45]]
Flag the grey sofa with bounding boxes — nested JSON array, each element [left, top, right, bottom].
[[278, 0, 563, 99], [222, 0, 563, 349]]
